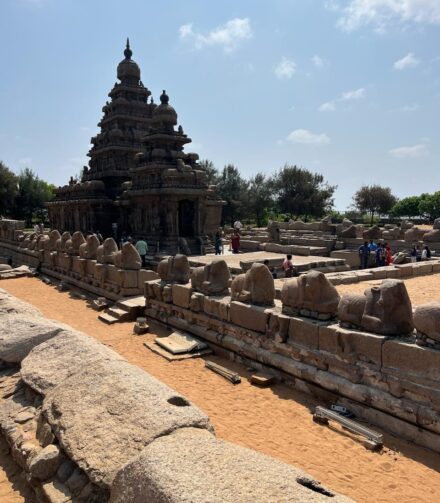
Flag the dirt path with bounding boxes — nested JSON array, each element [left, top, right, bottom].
[[2, 277, 440, 503]]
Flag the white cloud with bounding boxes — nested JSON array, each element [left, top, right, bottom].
[[319, 101, 336, 112], [287, 129, 330, 145], [337, 0, 440, 31], [389, 144, 429, 158], [401, 103, 419, 112], [274, 57, 296, 79], [178, 18, 252, 53], [341, 87, 366, 100], [18, 157, 32, 166], [311, 55, 325, 69], [393, 52, 419, 70]]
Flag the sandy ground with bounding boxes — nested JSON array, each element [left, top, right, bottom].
[[1, 277, 440, 503], [337, 273, 440, 306]]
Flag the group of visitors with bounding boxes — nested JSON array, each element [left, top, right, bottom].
[[359, 240, 393, 269], [214, 222, 243, 255], [33, 222, 45, 234], [410, 244, 431, 262]]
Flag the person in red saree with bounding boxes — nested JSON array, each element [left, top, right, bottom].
[[231, 230, 240, 254], [385, 243, 393, 266]]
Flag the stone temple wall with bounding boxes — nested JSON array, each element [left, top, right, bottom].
[[145, 256, 440, 454], [0, 221, 159, 300], [0, 288, 352, 502]]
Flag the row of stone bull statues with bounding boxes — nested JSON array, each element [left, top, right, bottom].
[[155, 255, 440, 345], [17, 230, 142, 269]]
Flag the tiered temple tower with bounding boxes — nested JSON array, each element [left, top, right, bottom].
[[48, 41, 222, 253], [123, 90, 222, 254], [48, 40, 155, 235]]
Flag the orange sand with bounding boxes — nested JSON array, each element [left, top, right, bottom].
[[0, 437, 35, 503], [1, 277, 440, 503], [337, 273, 440, 305]]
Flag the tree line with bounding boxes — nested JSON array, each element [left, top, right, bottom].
[[202, 161, 337, 227], [0, 161, 54, 225]]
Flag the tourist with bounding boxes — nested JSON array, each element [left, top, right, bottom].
[[410, 245, 418, 263], [135, 238, 148, 267], [421, 245, 432, 261], [96, 230, 104, 244], [416, 244, 422, 262], [265, 259, 278, 279], [34, 223, 40, 234], [282, 254, 295, 278], [385, 243, 393, 266], [368, 239, 378, 252], [39, 222, 45, 234], [375, 244, 384, 267], [358, 241, 370, 269], [231, 230, 240, 254], [233, 220, 243, 232], [214, 229, 222, 255]]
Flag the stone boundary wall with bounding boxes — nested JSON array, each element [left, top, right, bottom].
[[144, 276, 440, 454], [0, 223, 159, 301], [0, 288, 351, 502]]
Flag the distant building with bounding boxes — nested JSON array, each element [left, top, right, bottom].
[[48, 40, 222, 254]]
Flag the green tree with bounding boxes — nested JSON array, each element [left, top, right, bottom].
[[0, 161, 18, 217], [271, 164, 336, 219], [390, 195, 423, 218], [418, 192, 440, 220], [199, 159, 219, 185], [246, 172, 274, 226], [216, 164, 249, 226], [14, 168, 55, 225], [353, 185, 397, 225]]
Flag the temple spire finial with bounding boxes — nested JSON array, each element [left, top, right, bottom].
[[124, 37, 132, 59]]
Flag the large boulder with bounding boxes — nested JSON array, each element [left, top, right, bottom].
[[114, 242, 141, 270], [414, 302, 440, 343], [191, 259, 230, 295], [157, 255, 190, 284], [338, 279, 414, 335], [79, 234, 100, 260], [43, 360, 212, 488], [0, 313, 64, 363], [110, 427, 352, 503], [0, 288, 42, 317], [230, 263, 275, 306], [21, 330, 125, 395], [281, 271, 340, 318]]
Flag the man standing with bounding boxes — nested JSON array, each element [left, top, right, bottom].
[[358, 241, 370, 269], [135, 238, 148, 267]]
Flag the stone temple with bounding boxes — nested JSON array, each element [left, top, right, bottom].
[[47, 40, 222, 254]]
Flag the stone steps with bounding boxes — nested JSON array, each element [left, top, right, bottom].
[[97, 312, 119, 324], [98, 296, 145, 324]]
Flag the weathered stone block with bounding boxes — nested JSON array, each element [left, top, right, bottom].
[[412, 263, 433, 276], [370, 267, 388, 280], [382, 340, 440, 383], [71, 257, 87, 277], [117, 269, 138, 288], [28, 444, 62, 481], [288, 317, 319, 350], [138, 269, 160, 284], [229, 301, 269, 333], [203, 296, 230, 321], [172, 284, 193, 309], [43, 359, 212, 488], [110, 428, 351, 503], [395, 263, 413, 277]]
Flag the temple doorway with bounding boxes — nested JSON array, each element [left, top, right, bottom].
[[178, 199, 195, 237]]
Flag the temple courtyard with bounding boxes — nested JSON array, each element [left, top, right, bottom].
[[1, 276, 440, 503]]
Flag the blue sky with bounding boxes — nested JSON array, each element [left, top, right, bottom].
[[0, 0, 439, 210]]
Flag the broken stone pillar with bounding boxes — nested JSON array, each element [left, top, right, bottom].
[[157, 255, 190, 284], [414, 302, 440, 343], [230, 263, 275, 306]]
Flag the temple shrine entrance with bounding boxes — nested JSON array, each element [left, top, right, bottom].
[[178, 200, 195, 237]]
